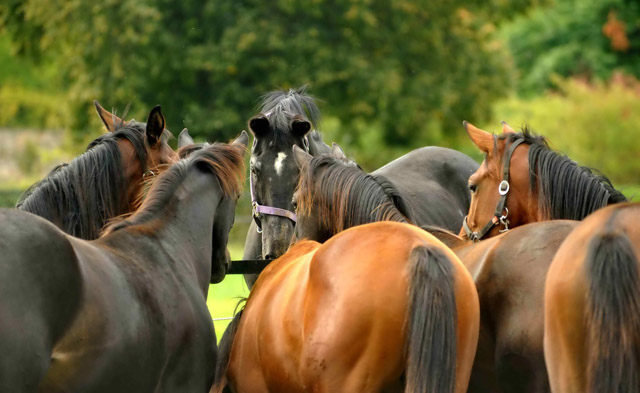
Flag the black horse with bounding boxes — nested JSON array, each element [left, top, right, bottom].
[[242, 87, 330, 287], [16, 102, 178, 239], [0, 134, 247, 392], [243, 87, 478, 287]]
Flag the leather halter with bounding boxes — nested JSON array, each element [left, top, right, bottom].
[[463, 137, 525, 242], [249, 111, 311, 233]]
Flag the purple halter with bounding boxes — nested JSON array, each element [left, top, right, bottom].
[[250, 172, 297, 234]]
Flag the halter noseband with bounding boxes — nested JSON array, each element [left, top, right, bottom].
[[463, 137, 525, 242]]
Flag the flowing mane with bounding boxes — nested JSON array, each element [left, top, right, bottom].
[[16, 122, 155, 239], [259, 86, 323, 144], [297, 155, 413, 234], [104, 143, 245, 234], [501, 127, 627, 220]]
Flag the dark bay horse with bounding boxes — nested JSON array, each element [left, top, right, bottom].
[[242, 87, 331, 287], [289, 148, 580, 393], [460, 121, 626, 241], [16, 102, 179, 239], [216, 222, 479, 393], [244, 88, 478, 287], [545, 203, 640, 393], [0, 135, 247, 392]]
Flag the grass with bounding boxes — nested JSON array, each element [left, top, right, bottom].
[[207, 223, 251, 340]]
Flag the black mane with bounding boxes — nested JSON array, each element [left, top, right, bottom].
[[501, 127, 627, 220], [259, 86, 323, 144], [16, 123, 151, 240], [297, 155, 413, 234]]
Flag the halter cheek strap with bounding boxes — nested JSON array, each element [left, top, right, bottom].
[[463, 138, 525, 242]]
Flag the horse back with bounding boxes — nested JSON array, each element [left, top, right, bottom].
[[373, 146, 479, 231], [0, 209, 83, 391]]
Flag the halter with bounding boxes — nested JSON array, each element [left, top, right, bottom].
[[463, 137, 525, 242], [249, 110, 311, 234]]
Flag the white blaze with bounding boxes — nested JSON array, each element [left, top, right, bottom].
[[274, 152, 287, 176]]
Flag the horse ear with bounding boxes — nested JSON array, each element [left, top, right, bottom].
[[463, 121, 493, 154], [330, 142, 347, 159], [232, 130, 249, 151], [94, 100, 126, 132], [501, 121, 515, 134], [178, 128, 194, 148], [292, 145, 312, 169], [146, 105, 165, 146], [291, 118, 311, 137], [249, 115, 270, 136]]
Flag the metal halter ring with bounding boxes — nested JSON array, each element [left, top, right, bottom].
[[498, 180, 510, 196]]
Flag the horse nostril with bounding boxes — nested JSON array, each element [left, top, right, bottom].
[[264, 253, 273, 260]]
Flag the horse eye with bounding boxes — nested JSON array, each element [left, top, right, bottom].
[[468, 183, 478, 193], [292, 198, 298, 210]]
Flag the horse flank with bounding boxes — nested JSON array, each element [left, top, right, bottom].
[[297, 155, 413, 234], [16, 123, 151, 240], [103, 143, 245, 235], [501, 127, 626, 221]]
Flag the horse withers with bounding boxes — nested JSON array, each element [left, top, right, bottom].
[[545, 203, 640, 393], [0, 133, 247, 392], [16, 102, 179, 239]]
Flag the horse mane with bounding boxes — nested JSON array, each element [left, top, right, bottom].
[[500, 126, 627, 220], [297, 155, 413, 234], [15, 122, 152, 240], [104, 143, 245, 235], [259, 86, 323, 145]]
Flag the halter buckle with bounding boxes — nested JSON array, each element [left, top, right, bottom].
[[498, 180, 510, 196], [498, 207, 510, 233]]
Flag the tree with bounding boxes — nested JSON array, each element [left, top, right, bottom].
[[2, 0, 517, 153]]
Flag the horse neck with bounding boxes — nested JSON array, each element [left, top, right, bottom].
[[128, 170, 222, 293], [18, 140, 133, 239]]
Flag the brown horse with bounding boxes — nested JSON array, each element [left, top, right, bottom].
[[460, 121, 626, 241], [0, 134, 247, 392], [545, 203, 640, 393], [16, 102, 179, 239], [215, 221, 479, 393], [287, 147, 579, 393]]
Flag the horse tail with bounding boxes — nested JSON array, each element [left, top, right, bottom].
[[406, 245, 457, 393], [212, 308, 244, 393], [585, 229, 640, 393]]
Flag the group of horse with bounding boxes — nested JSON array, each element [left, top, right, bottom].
[[0, 87, 636, 393]]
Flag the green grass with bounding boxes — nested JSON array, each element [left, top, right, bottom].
[[207, 223, 251, 340]]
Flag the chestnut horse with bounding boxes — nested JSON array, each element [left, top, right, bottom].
[[545, 203, 640, 393], [287, 147, 580, 393], [460, 121, 626, 241], [214, 147, 479, 393], [0, 135, 247, 392], [215, 222, 479, 393], [16, 102, 179, 239]]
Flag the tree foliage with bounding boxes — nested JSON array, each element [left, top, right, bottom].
[[501, 0, 640, 94], [1, 0, 515, 147]]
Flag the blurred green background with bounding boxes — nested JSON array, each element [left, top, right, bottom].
[[1, 0, 639, 337]]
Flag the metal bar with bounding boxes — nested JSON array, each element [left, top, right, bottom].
[[227, 259, 274, 275]]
